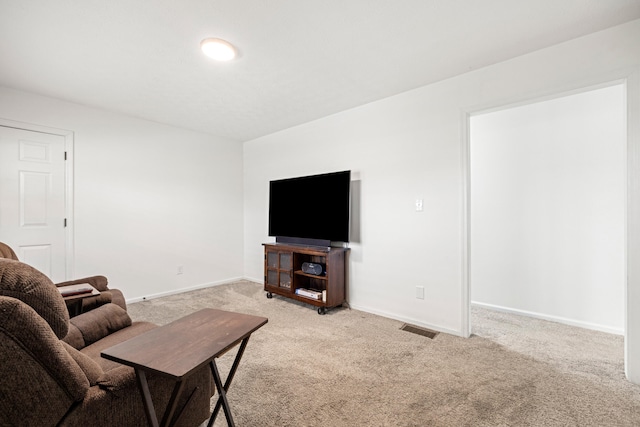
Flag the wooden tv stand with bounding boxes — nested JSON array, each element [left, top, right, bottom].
[[263, 242, 348, 314]]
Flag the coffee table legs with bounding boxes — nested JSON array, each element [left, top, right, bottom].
[[135, 370, 188, 427], [135, 370, 160, 427], [134, 336, 252, 427], [207, 337, 251, 427], [209, 360, 234, 426]]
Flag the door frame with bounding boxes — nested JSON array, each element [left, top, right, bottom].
[[0, 118, 75, 279], [461, 71, 640, 383]]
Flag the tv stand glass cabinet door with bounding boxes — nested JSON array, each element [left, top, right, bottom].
[[264, 246, 293, 290]]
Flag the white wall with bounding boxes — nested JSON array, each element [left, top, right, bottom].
[[243, 20, 640, 382], [0, 86, 244, 301], [470, 85, 626, 334]]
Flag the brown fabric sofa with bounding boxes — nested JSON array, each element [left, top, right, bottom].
[[0, 258, 213, 427], [0, 241, 125, 315]]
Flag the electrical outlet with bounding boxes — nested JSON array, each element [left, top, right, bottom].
[[177, 265, 184, 275], [416, 286, 425, 299], [415, 199, 424, 212]]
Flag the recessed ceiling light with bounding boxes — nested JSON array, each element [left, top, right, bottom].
[[200, 38, 237, 61]]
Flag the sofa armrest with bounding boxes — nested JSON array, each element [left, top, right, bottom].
[[80, 290, 113, 313], [56, 275, 109, 292], [107, 288, 127, 311], [80, 289, 126, 314], [56, 277, 128, 315]]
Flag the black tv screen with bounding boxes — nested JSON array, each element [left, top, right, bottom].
[[269, 170, 351, 245]]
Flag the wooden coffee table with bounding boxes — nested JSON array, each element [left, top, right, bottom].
[[101, 308, 268, 427]]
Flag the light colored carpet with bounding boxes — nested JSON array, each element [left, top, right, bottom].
[[127, 281, 640, 426]]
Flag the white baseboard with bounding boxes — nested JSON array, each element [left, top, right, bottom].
[[126, 277, 245, 304], [128, 279, 624, 339], [471, 301, 624, 336], [348, 303, 463, 337]]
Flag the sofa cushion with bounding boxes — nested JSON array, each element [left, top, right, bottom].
[[68, 303, 132, 347], [0, 258, 69, 338], [64, 323, 86, 349], [80, 321, 157, 372], [62, 341, 104, 386]]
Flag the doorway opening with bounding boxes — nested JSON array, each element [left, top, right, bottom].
[[463, 82, 627, 373]]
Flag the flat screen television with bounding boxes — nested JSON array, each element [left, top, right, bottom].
[[268, 170, 351, 247]]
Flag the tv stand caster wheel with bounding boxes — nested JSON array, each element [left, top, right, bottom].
[[266, 292, 273, 299], [318, 307, 326, 315]]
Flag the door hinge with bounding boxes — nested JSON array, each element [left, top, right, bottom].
[[64, 218, 67, 227], [64, 151, 67, 160]]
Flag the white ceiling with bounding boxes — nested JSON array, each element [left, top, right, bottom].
[[1, 1, 639, 142]]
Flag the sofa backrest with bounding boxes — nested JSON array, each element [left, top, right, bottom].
[[0, 258, 69, 338], [0, 296, 90, 426]]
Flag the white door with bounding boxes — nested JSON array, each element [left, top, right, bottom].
[[0, 126, 67, 281]]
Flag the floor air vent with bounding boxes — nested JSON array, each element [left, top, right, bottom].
[[400, 323, 439, 339]]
